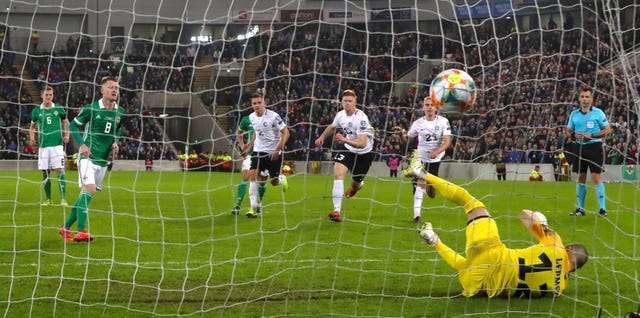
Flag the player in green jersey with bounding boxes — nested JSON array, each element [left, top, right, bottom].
[[232, 115, 267, 214], [29, 86, 70, 206], [60, 76, 124, 242]]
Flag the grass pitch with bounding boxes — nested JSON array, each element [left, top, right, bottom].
[[0, 170, 638, 317]]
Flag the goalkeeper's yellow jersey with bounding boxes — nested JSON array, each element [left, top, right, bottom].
[[459, 220, 572, 298]]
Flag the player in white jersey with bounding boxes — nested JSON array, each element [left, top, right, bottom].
[[404, 97, 452, 223], [244, 93, 290, 218], [315, 89, 374, 222]]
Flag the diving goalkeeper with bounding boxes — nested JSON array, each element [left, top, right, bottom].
[[408, 152, 588, 298]]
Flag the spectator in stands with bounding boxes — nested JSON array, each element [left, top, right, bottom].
[[605, 142, 624, 165], [178, 150, 188, 170], [5, 140, 18, 159], [30, 30, 40, 52], [66, 36, 76, 55], [492, 150, 507, 181], [145, 154, 153, 171], [527, 144, 543, 164], [0, 27, 5, 49], [627, 144, 638, 165], [386, 153, 400, 178], [3, 17, 639, 177], [551, 146, 569, 181]]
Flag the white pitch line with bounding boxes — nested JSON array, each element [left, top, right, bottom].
[[0, 258, 440, 268], [0, 256, 630, 269]]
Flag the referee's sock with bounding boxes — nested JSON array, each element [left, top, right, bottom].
[[576, 183, 587, 210], [594, 182, 606, 210]]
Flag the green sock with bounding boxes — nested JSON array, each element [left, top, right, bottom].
[[42, 171, 51, 200], [64, 197, 79, 229], [74, 192, 93, 231], [58, 171, 66, 200], [258, 184, 267, 201], [235, 179, 248, 206], [64, 209, 77, 229]]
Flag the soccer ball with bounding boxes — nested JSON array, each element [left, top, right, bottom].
[[429, 69, 477, 115]]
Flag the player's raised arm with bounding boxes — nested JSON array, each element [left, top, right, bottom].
[[519, 209, 554, 243], [519, 209, 547, 229]]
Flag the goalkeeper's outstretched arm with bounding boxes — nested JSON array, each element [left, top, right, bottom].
[[518, 209, 546, 229], [519, 209, 551, 241]]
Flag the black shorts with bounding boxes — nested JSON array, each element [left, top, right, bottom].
[[332, 148, 374, 179], [250, 152, 282, 178], [570, 142, 604, 174], [424, 161, 441, 175]]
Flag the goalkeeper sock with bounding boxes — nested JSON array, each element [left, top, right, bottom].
[[332, 179, 344, 212], [594, 182, 606, 210], [57, 171, 66, 200], [424, 173, 484, 213], [42, 171, 51, 200], [235, 179, 248, 206], [258, 183, 267, 201], [413, 187, 424, 218], [75, 191, 93, 231], [576, 183, 587, 210]]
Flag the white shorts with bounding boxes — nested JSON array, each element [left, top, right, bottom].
[[77, 158, 107, 190], [242, 156, 251, 171], [38, 145, 66, 170]]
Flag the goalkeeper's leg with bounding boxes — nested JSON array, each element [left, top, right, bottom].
[[410, 151, 487, 219], [413, 171, 484, 214]]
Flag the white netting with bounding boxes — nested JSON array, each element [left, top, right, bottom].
[[1, 1, 639, 317]]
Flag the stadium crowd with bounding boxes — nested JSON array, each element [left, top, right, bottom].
[[1, 19, 638, 167], [236, 23, 639, 166]]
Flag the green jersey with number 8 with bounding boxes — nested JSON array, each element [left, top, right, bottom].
[[70, 101, 124, 167]]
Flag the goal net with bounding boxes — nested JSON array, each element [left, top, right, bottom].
[[1, 0, 639, 317]]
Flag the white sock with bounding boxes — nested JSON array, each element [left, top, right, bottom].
[[332, 179, 344, 212], [414, 187, 424, 218], [414, 169, 427, 180], [249, 181, 259, 208], [278, 174, 284, 185]]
